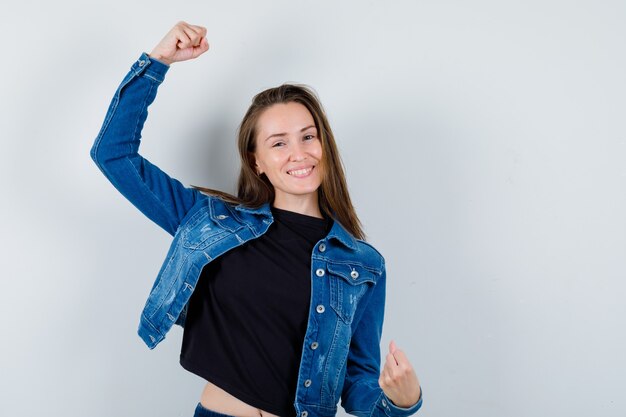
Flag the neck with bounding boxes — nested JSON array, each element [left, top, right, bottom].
[[272, 193, 323, 218]]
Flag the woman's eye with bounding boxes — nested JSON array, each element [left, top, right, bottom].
[[304, 134, 315, 141], [272, 141, 285, 148]]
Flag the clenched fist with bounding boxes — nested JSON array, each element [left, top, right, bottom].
[[379, 340, 422, 408], [149, 21, 209, 65]]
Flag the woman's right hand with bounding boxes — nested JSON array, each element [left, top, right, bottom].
[[149, 21, 209, 66]]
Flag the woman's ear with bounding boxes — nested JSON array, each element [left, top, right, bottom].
[[249, 152, 262, 175]]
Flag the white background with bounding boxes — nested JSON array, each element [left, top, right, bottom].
[[1, 1, 624, 416]]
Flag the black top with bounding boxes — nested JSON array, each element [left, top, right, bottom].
[[180, 206, 332, 416]]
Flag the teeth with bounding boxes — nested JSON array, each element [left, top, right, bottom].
[[288, 167, 313, 176]]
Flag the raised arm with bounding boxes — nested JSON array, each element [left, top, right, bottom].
[[90, 22, 210, 235]]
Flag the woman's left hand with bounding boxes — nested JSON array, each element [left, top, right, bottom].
[[379, 340, 422, 408]]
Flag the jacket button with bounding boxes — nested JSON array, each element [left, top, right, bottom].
[[315, 268, 325, 277], [301, 412, 308, 417], [316, 305, 325, 313], [304, 379, 312, 387], [350, 270, 359, 279], [318, 243, 326, 252], [216, 214, 227, 219], [310, 341, 319, 350], [138, 60, 145, 67]]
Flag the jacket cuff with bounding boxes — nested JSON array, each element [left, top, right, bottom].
[[378, 389, 423, 416], [129, 52, 170, 83]]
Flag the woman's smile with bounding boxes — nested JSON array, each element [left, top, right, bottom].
[[287, 166, 315, 177]]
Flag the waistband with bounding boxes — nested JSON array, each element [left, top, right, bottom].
[[193, 402, 235, 417]]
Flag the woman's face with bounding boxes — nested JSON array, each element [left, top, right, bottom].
[[253, 101, 323, 209]]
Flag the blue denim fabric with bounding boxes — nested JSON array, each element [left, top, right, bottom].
[[91, 53, 422, 417], [193, 403, 234, 417]]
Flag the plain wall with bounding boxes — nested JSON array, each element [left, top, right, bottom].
[[1, 1, 624, 416]]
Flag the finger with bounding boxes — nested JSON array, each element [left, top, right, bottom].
[[191, 37, 210, 58], [389, 340, 397, 355], [200, 37, 210, 51], [392, 348, 411, 368], [379, 372, 392, 389], [378, 371, 390, 389], [387, 351, 410, 382], [385, 352, 399, 373], [190, 24, 208, 39], [175, 20, 199, 36], [182, 25, 203, 47], [379, 362, 394, 388], [174, 28, 193, 49], [381, 357, 402, 389], [387, 348, 399, 367], [182, 23, 205, 45], [380, 354, 392, 383]]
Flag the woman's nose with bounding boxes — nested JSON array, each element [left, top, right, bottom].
[[289, 142, 306, 161]]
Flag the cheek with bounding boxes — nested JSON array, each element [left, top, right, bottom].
[[315, 144, 325, 179], [313, 141, 323, 159], [257, 152, 284, 173]]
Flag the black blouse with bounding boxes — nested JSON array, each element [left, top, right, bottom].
[[180, 206, 332, 416]]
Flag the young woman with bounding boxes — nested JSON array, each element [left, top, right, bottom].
[[91, 21, 422, 417]]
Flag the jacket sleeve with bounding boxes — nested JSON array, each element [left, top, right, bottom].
[[90, 53, 200, 236], [341, 265, 423, 417]]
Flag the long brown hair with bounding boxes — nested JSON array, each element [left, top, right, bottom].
[[192, 84, 365, 240]]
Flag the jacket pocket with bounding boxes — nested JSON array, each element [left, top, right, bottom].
[[181, 210, 232, 250], [328, 263, 376, 324]]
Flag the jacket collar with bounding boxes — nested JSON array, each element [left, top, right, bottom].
[[235, 203, 358, 250], [325, 219, 358, 250], [234, 202, 272, 217]]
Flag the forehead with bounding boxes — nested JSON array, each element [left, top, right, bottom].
[[256, 102, 315, 135]]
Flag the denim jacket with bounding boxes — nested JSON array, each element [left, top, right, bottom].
[[90, 53, 422, 417]]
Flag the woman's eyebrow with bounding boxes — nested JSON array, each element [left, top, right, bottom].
[[265, 125, 316, 141]]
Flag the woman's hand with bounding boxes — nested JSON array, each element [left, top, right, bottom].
[[379, 340, 422, 408], [149, 21, 209, 65]]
